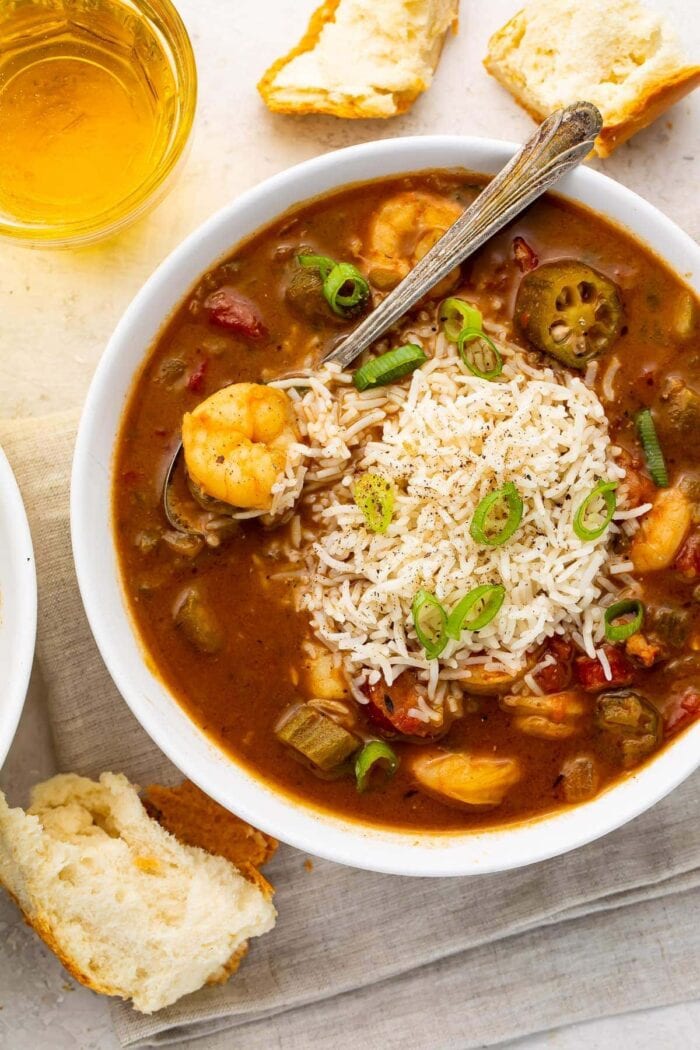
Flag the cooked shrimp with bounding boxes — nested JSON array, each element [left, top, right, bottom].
[[500, 691, 586, 739], [181, 383, 299, 511], [364, 191, 463, 294], [631, 487, 692, 573], [409, 751, 521, 809]]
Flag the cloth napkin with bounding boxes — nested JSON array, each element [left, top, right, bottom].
[[2, 409, 700, 1050]]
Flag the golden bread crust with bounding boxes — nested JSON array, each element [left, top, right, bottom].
[[595, 66, 700, 156], [142, 780, 276, 898]]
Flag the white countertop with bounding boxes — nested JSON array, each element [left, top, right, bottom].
[[1, 0, 698, 1046]]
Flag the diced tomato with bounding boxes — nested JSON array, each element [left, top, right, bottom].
[[675, 530, 700, 579], [186, 357, 208, 393], [616, 447, 656, 507], [534, 637, 573, 693], [204, 287, 267, 338], [364, 671, 442, 739], [513, 236, 538, 273], [665, 689, 700, 737], [574, 645, 635, 692]]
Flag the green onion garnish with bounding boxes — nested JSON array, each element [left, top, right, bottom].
[[298, 254, 370, 317], [439, 297, 483, 342], [353, 473, 394, 533], [323, 261, 371, 317], [470, 483, 523, 547], [411, 589, 448, 660], [353, 343, 427, 391], [446, 584, 506, 640], [458, 327, 503, 381], [573, 480, 617, 541], [355, 740, 399, 793], [298, 253, 335, 279], [604, 598, 645, 642], [635, 408, 668, 488]]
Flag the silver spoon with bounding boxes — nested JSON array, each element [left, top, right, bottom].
[[323, 101, 602, 369], [164, 101, 602, 535]]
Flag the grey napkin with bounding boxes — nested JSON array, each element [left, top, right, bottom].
[[2, 410, 699, 1050]]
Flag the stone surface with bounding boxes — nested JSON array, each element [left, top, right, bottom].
[[0, 0, 698, 1046]]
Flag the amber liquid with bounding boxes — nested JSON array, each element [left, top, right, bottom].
[[0, 0, 178, 229]]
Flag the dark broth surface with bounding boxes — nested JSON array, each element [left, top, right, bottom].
[[114, 171, 700, 832]]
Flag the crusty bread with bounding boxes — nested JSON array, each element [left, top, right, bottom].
[[142, 779, 277, 889], [258, 0, 459, 119], [0, 773, 276, 1014], [484, 0, 700, 157]]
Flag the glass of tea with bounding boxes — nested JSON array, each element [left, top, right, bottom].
[[0, 0, 196, 246]]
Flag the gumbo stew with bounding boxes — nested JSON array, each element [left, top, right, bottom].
[[114, 171, 700, 832]]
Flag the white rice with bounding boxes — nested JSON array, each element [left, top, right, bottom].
[[270, 332, 636, 711]]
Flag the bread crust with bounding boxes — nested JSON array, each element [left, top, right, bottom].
[[258, 0, 458, 119], [142, 780, 277, 900], [484, 7, 700, 157], [595, 66, 700, 157], [0, 883, 124, 997]]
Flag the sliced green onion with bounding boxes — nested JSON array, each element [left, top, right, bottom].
[[635, 408, 669, 488], [355, 740, 399, 793], [353, 343, 427, 391], [573, 480, 617, 541], [457, 327, 503, 381], [353, 473, 394, 533], [298, 253, 335, 279], [297, 255, 371, 317], [411, 589, 448, 660], [439, 297, 483, 342], [604, 598, 645, 642], [470, 482, 523, 547], [446, 584, 506, 640], [323, 262, 370, 317]]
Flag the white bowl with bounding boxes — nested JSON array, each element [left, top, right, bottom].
[[0, 447, 37, 770], [72, 136, 700, 876]]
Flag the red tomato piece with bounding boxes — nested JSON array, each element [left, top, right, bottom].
[[534, 637, 574, 693], [364, 671, 441, 739], [186, 357, 208, 393], [675, 530, 700, 579], [574, 645, 635, 692], [513, 236, 538, 273], [204, 287, 267, 338], [665, 689, 700, 736], [616, 448, 656, 507]]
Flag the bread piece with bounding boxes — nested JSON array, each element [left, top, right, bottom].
[[258, 0, 459, 119], [142, 779, 277, 888], [484, 0, 700, 157], [0, 773, 276, 1014]]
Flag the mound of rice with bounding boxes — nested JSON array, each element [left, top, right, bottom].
[[271, 328, 646, 719]]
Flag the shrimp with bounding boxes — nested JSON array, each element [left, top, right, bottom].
[[409, 751, 521, 809], [364, 191, 463, 294], [500, 691, 586, 740], [631, 487, 692, 573], [181, 383, 300, 511]]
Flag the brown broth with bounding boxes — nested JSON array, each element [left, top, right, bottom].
[[114, 171, 700, 832]]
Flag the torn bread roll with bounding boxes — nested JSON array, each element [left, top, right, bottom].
[[258, 0, 459, 119], [0, 773, 276, 1014], [484, 0, 700, 157]]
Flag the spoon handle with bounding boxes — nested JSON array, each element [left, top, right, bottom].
[[323, 101, 602, 371]]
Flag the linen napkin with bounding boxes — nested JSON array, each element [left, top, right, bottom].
[[2, 409, 700, 1050]]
